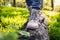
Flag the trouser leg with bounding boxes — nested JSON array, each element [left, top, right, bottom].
[[26, 0, 42, 10], [31, 0, 42, 10]]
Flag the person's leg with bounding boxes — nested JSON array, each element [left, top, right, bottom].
[[26, 0, 43, 29], [26, 0, 42, 10], [25, 0, 49, 40], [31, 0, 42, 10], [26, 0, 32, 7]]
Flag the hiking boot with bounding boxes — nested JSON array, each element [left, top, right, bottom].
[[26, 9, 40, 29]]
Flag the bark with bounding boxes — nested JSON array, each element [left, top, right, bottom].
[[13, 0, 16, 7], [51, 0, 54, 11]]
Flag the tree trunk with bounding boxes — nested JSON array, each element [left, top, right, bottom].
[[40, 0, 43, 10], [0, 0, 1, 5], [51, 0, 54, 11], [13, 0, 16, 7]]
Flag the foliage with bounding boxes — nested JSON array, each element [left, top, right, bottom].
[[18, 31, 30, 37], [0, 6, 29, 28], [0, 32, 18, 40], [42, 10, 60, 40], [0, 6, 60, 40], [55, 6, 60, 12], [0, 6, 30, 40]]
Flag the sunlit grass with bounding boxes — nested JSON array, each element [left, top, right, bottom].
[[0, 6, 60, 40]]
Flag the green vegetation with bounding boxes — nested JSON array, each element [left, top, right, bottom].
[[0, 6, 60, 40], [42, 10, 60, 40], [0, 6, 30, 40]]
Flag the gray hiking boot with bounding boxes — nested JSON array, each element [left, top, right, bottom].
[[26, 9, 40, 29]]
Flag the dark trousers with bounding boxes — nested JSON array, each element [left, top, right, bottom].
[[26, 0, 43, 10]]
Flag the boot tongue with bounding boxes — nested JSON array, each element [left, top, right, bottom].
[[29, 9, 40, 21]]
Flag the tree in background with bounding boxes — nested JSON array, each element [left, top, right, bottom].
[[13, 0, 16, 7], [51, 0, 54, 11], [0, 0, 1, 5]]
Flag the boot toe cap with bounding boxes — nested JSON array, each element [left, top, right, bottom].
[[27, 20, 39, 29]]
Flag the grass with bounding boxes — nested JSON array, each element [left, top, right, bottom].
[[0, 6, 60, 40]]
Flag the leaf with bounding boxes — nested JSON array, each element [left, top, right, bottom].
[[19, 31, 30, 37], [0, 33, 4, 40]]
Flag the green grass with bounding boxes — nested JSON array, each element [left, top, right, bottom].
[[0, 6, 30, 40], [0, 6, 60, 40], [41, 10, 60, 40]]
